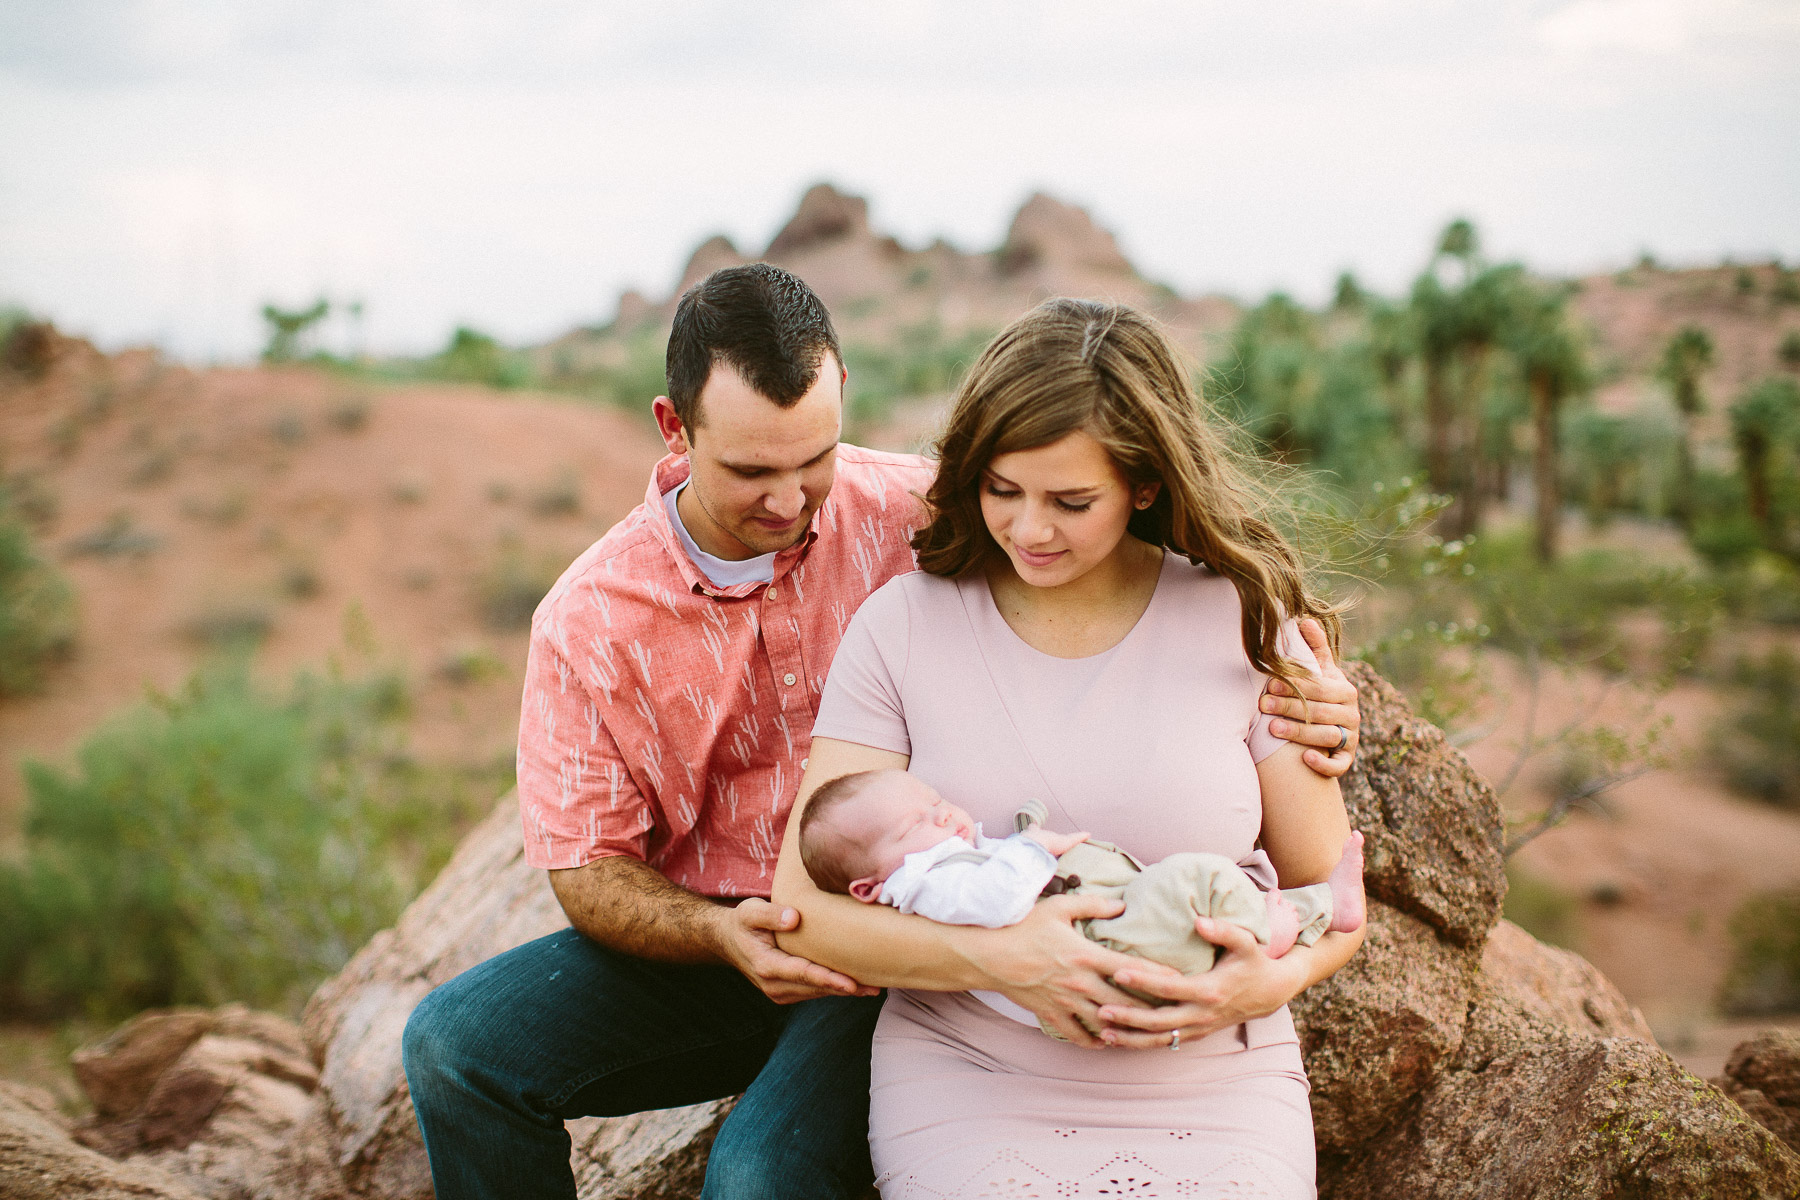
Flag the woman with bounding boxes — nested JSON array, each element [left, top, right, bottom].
[[772, 299, 1364, 1198]]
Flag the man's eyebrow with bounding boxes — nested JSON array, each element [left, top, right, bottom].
[[721, 444, 837, 473]]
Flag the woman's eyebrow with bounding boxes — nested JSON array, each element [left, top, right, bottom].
[[981, 469, 1102, 496]]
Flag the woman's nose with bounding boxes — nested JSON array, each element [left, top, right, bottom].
[[1015, 502, 1053, 544]]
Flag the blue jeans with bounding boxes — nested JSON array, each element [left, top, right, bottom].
[[402, 927, 883, 1200]]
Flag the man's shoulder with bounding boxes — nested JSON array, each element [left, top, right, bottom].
[[831, 444, 935, 495], [532, 504, 669, 627]]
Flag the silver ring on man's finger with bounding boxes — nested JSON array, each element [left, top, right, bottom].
[[1168, 1029, 1181, 1051], [1332, 724, 1350, 753]]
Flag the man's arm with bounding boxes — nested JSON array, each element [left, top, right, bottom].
[[1265, 618, 1364, 778], [549, 856, 875, 1004]]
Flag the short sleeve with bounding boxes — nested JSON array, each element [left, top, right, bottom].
[[812, 576, 914, 756], [1246, 617, 1324, 764], [516, 632, 655, 870]]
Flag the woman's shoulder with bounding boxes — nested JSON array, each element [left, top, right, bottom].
[[853, 569, 966, 629], [1158, 552, 1241, 610]]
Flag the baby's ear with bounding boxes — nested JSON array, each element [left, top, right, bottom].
[[848, 876, 883, 904]]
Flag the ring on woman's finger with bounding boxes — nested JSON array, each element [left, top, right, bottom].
[[1331, 724, 1350, 753], [1168, 1028, 1181, 1051]]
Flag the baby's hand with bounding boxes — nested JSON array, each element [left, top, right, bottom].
[[1025, 828, 1090, 857]]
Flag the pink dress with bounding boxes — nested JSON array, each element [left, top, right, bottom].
[[812, 554, 1320, 1200]]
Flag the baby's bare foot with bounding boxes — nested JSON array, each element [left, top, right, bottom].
[[1264, 893, 1302, 958], [1327, 830, 1366, 934]]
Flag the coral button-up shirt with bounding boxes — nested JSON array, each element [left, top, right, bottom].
[[516, 445, 933, 899]]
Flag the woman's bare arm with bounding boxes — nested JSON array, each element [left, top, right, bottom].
[[772, 737, 1160, 1045], [1255, 740, 1354, 886]]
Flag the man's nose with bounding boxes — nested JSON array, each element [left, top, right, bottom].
[[764, 477, 804, 519]]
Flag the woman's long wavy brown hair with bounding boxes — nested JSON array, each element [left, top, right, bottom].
[[912, 298, 1343, 685]]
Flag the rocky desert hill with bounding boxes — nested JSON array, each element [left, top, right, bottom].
[[4, 662, 1797, 1198]]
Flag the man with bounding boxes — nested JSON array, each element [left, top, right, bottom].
[[402, 264, 1363, 1200]]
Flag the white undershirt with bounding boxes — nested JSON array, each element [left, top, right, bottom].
[[663, 481, 778, 588]]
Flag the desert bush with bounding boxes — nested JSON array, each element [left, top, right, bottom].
[[841, 322, 995, 425], [433, 326, 531, 389], [477, 543, 564, 631], [530, 469, 581, 517], [181, 601, 275, 648], [0, 664, 429, 1019], [1719, 886, 1800, 1016], [1502, 863, 1579, 950], [0, 482, 77, 696], [1712, 647, 1800, 806], [280, 561, 322, 600], [270, 410, 308, 446], [64, 512, 160, 558], [439, 644, 506, 685], [329, 393, 371, 432], [1464, 532, 1720, 679], [1561, 407, 1680, 524]]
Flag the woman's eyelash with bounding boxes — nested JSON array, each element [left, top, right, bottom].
[[983, 484, 1093, 513]]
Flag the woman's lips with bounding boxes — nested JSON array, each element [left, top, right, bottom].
[[1015, 546, 1065, 567]]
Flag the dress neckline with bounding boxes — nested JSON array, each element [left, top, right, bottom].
[[968, 548, 1173, 663]]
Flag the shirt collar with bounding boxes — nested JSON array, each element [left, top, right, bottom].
[[643, 454, 821, 599]]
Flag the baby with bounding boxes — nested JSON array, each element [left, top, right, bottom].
[[798, 768, 1366, 1017]]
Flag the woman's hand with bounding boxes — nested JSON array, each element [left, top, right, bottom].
[[976, 893, 1175, 1047], [1091, 918, 1310, 1049]]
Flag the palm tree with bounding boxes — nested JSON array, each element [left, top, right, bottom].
[[1507, 286, 1590, 561], [1731, 377, 1799, 548], [1657, 326, 1715, 526]]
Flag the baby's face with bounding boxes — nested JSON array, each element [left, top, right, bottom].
[[838, 773, 978, 887]]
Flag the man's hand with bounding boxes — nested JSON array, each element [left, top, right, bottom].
[[549, 857, 875, 1004], [1263, 618, 1362, 779], [711, 899, 880, 1005]]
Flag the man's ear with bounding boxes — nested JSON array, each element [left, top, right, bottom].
[[652, 396, 690, 456], [847, 876, 883, 904]]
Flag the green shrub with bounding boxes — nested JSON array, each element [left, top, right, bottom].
[[0, 483, 77, 697], [0, 663, 468, 1020], [433, 327, 532, 389], [1502, 863, 1579, 949], [1719, 887, 1800, 1015], [1713, 647, 1800, 806], [530, 470, 581, 518], [64, 513, 160, 559], [180, 601, 275, 649], [478, 544, 564, 631]]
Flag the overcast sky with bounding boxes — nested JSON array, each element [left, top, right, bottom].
[[1, 0, 1797, 361]]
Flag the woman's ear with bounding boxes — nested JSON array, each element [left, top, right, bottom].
[[1134, 481, 1161, 510], [848, 876, 883, 904]]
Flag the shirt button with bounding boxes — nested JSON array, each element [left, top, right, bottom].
[[783, 672, 797, 686], [801, 757, 810, 769], [766, 587, 777, 600]]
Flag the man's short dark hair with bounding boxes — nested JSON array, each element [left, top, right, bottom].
[[665, 263, 842, 436]]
